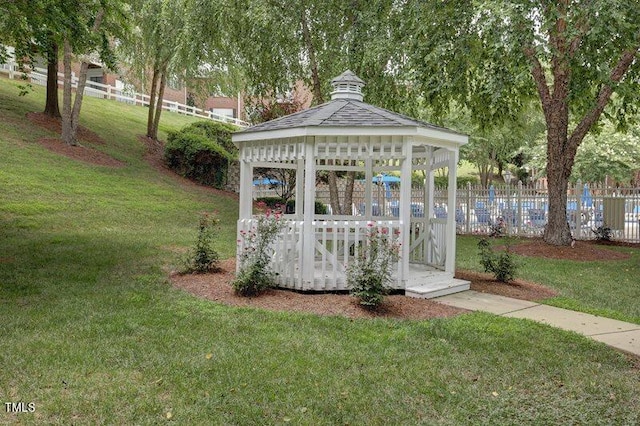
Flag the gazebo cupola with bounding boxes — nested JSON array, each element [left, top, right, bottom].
[[330, 70, 365, 101], [232, 71, 470, 298]]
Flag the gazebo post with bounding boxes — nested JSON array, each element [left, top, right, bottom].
[[398, 137, 413, 286], [425, 147, 435, 265], [295, 156, 305, 221], [364, 153, 373, 219], [301, 136, 316, 289], [445, 149, 458, 274], [238, 158, 252, 220]]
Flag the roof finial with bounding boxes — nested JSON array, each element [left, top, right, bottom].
[[330, 70, 365, 101]]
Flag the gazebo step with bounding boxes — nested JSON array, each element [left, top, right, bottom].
[[405, 279, 470, 299]]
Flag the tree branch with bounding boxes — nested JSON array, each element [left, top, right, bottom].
[[524, 47, 551, 114], [569, 44, 640, 149]]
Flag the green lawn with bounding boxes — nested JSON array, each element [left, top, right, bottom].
[[1, 78, 639, 424], [456, 236, 640, 324]]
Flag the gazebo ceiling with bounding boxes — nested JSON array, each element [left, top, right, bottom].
[[233, 71, 468, 147]]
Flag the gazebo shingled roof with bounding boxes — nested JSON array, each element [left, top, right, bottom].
[[236, 97, 466, 134]]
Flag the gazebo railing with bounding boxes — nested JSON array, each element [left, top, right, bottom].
[[311, 220, 402, 290], [239, 217, 449, 290], [408, 218, 446, 269]]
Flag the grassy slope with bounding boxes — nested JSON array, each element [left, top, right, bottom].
[[0, 79, 639, 425]]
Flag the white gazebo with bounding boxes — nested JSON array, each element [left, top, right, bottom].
[[232, 71, 469, 298]]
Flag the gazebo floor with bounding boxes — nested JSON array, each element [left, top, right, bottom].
[[277, 262, 469, 298]]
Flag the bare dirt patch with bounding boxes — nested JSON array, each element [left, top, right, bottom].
[[507, 238, 632, 261], [27, 112, 105, 145], [37, 138, 125, 168], [457, 269, 558, 301], [27, 112, 125, 168]]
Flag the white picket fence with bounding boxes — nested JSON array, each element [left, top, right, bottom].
[[0, 60, 249, 127], [436, 182, 640, 243], [253, 181, 640, 243]]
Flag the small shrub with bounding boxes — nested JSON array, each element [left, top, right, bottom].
[[233, 205, 285, 296], [182, 212, 220, 273], [255, 198, 327, 215], [164, 121, 238, 188], [478, 238, 518, 283], [592, 226, 613, 241], [347, 224, 401, 309], [489, 217, 507, 238]]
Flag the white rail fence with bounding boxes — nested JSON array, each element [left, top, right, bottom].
[[0, 60, 249, 127], [253, 181, 640, 243]]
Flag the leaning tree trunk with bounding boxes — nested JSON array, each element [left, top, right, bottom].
[[150, 70, 167, 140], [61, 39, 74, 145], [68, 59, 91, 144], [146, 67, 160, 138], [44, 40, 61, 118], [60, 9, 104, 146]]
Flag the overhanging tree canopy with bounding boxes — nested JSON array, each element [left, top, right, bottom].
[[402, 0, 640, 245]]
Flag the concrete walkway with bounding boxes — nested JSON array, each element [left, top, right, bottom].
[[435, 290, 640, 356]]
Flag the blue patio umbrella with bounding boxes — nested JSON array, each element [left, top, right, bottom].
[[582, 184, 593, 208], [488, 184, 496, 205], [373, 174, 401, 184], [253, 178, 281, 186], [374, 174, 400, 201]]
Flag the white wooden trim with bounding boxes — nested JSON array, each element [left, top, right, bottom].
[[445, 149, 458, 274], [238, 160, 252, 220], [248, 161, 297, 170], [302, 137, 316, 289], [398, 136, 413, 286], [233, 126, 468, 147]]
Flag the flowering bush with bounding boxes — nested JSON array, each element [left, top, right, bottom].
[[181, 212, 220, 273], [233, 204, 285, 296], [347, 223, 401, 308]]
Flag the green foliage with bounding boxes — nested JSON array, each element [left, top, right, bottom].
[[233, 206, 285, 296], [255, 197, 286, 209], [572, 121, 640, 184], [478, 238, 518, 283], [216, 0, 415, 113], [592, 226, 614, 242], [434, 175, 479, 188], [347, 224, 400, 308], [255, 197, 328, 215], [181, 212, 221, 273], [177, 120, 239, 157], [164, 121, 236, 188]]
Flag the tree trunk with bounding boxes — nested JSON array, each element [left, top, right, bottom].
[[150, 69, 167, 140], [146, 67, 160, 138], [61, 39, 74, 145], [327, 165, 341, 214], [43, 40, 61, 118], [343, 169, 356, 215], [60, 9, 104, 146], [543, 127, 573, 245]]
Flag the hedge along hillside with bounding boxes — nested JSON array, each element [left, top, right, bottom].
[[164, 121, 239, 188]]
